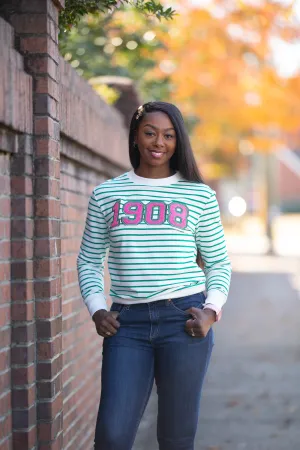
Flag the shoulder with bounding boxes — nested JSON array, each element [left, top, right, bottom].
[[93, 172, 131, 198]]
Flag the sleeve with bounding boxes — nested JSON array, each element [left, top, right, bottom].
[[195, 191, 232, 315], [77, 190, 109, 317]]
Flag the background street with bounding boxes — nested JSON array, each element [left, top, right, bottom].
[[133, 255, 300, 450]]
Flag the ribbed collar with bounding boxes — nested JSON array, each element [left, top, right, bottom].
[[127, 170, 181, 186]]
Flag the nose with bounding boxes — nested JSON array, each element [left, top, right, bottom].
[[155, 133, 164, 148]]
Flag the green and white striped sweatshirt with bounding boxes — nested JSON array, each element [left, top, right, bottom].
[[77, 170, 231, 317]]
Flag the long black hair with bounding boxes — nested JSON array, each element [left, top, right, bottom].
[[129, 101, 204, 183]]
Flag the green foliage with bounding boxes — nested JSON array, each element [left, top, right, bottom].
[[59, 0, 175, 35], [59, 9, 172, 102]]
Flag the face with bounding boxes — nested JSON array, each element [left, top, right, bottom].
[[135, 111, 176, 169]]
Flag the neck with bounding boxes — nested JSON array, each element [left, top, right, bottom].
[[135, 163, 173, 179]]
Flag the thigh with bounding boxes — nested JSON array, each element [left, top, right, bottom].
[[155, 326, 214, 450], [95, 309, 154, 450]]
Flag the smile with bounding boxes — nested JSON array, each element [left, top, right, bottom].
[[148, 150, 165, 159]]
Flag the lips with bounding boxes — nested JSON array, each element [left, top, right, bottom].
[[148, 150, 165, 159]]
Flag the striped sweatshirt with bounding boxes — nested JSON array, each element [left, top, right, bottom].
[[77, 170, 231, 317]]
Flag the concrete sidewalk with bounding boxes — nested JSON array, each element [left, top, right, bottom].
[[133, 256, 300, 450]]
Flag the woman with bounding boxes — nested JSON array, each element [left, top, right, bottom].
[[77, 101, 231, 450]]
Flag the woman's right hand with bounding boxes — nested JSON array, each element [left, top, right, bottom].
[[92, 309, 120, 337]]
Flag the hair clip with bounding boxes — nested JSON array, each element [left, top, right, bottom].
[[136, 105, 144, 120]]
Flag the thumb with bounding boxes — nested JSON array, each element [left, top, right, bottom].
[[110, 311, 119, 319], [185, 318, 195, 329], [185, 307, 198, 319]]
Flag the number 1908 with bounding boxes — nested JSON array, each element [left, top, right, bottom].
[[111, 201, 189, 229]]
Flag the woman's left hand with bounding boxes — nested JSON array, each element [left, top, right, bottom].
[[185, 307, 216, 338]]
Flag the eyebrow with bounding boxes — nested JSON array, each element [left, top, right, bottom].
[[143, 124, 175, 131]]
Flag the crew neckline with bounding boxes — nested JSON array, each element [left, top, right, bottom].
[[128, 170, 181, 186]]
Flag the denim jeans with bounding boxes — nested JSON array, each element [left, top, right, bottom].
[[94, 292, 214, 450]]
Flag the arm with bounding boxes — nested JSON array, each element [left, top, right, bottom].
[[195, 191, 232, 320], [77, 190, 109, 317]]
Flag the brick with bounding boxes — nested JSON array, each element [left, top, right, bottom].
[[37, 392, 62, 421], [0, 176, 10, 195], [11, 301, 34, 321], [35, 138, 59, 158], [0, 220, 10, 239], [34, 117, 59, 139], [37, 336, 62, 361], [37, 354, 62, 381], [0, 436, 11, 450], [35, 198, 60, 218], [35, 219, 60, 238], [11, 364, 35, 386], [17, 134, 33, 156], [0, 198, 10, 217], [11, 260, 33, 280], [11, 197, 33, 217], [26, 55, 58, 79], [0, 415, 12, 443], [0, 391, 11, 417], [12, 322, 35, 344], [11, 281, 33, 302], [34, 94, 58, 119], [37, 412, 62, 441], [20, 36, 59, 63], [0, 262, 10, 283], [36, 297, 61, 320], [36, 316, 62, 341], [36, 76, 59, 101], [11, 155, 32, 176], [11, 240, 33, 259], [35, 158, 60, 178], [0, 350, 10, 372], [0, 371, 10, 394], [11, 176, 33, 195], [34, 239, 59, 258], [12, 426, 36, 449], [0, 284, 10, 306], [12, 385, 35, 409], [37, 373, 62, 399], [0, 328, 10, 348], [12, 404, 36, 429], [11, 344, 35, 365], [34, 258, 60, 278], [11, 219, 33, 238], [11, 13, 48, 35], [0, 306, 10, 327], [35, 178, 60, 198], [35, 278, 61, 300], [38, 432, 63, 450]]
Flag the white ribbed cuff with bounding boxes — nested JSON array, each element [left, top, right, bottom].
[[205, 289, 227, 311], [84, 293, 107, 317]]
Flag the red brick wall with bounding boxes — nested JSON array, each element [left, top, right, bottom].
[[60, 157, 104, 449], [0, 1, 134, 448], [0, 152, 12, 450]]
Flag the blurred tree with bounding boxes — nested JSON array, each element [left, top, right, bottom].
[[151, 0, 300, 164], [59, 0, 175, 34], [59, 8, 173, 102]]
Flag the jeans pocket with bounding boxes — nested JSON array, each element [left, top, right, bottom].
[[110, 302, 130, 318], [169, 292, 205, 316]]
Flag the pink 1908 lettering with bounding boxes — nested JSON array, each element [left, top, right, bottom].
[[145, 202, 166, 225], [111, 201, 188, 229], [122, 202, 143, 225]]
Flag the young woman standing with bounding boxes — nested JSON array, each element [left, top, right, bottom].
[[77, 101, 231, 450]]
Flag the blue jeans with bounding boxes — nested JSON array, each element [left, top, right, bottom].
[[94, 292, 214, 450]]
